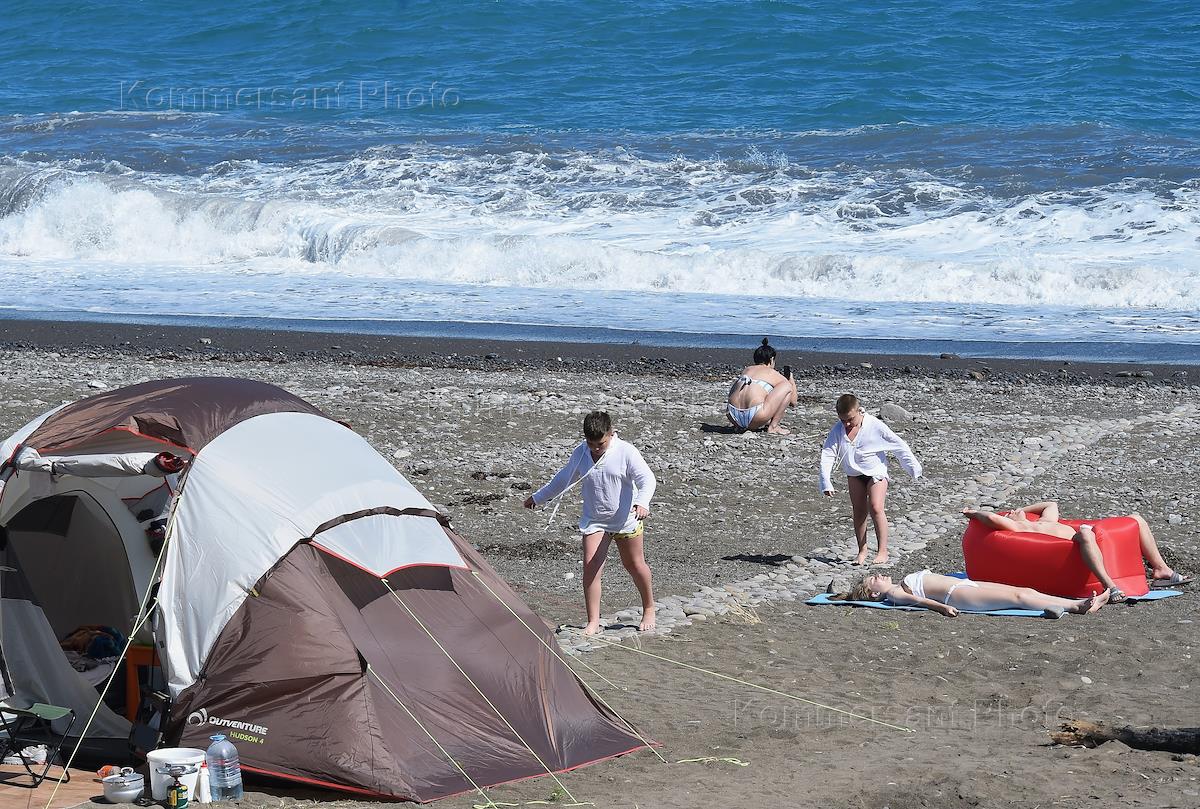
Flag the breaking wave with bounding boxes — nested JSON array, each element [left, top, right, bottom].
[[1, 148, 1199, 311]]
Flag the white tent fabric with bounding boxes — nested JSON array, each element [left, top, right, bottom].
[[159, 412, 462, 695], [9, 448, 170, 478], [1, 599, 131, 738], [312, 513, 467, 577]]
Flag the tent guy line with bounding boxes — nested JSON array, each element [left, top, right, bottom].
[[582, 635, 916, 734], [381, 578, 586, 806], [42, 527, 171, 809], [468, 570, 668, 765], [367, 664, 503, 809]]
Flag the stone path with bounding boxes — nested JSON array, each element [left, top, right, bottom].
[[554, 403, 1198, 654]]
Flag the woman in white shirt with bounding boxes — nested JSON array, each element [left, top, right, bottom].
[[524, 411, 657, 635], [819, 394, 923, 566]]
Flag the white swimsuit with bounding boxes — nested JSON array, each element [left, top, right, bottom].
[[899, 569, 979, 605]]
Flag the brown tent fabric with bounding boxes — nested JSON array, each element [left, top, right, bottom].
[[168, 528, 647, 801], [22, 377, 325, 455]]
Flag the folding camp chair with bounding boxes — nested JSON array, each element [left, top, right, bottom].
[[0, 702, 76, 787]]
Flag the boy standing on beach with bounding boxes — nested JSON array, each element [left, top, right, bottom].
[[524, 411, 657, 635]]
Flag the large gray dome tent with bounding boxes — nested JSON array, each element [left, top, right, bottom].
[[0, 377, 646, 800]]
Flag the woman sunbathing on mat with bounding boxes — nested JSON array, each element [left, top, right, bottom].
[[963, 501, 1193, 601], [831, 571, 1110, 618]]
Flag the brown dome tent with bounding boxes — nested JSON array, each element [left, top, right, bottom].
[[0, 377, 647, 800]]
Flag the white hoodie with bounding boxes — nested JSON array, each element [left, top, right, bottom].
[[533, 435, 656, 534], [819, 412, 922, 492]]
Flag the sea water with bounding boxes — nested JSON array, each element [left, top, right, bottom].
[[2, 1, 1198, 359]]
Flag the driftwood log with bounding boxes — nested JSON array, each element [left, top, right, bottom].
[[1052, 719, 1200, 755]]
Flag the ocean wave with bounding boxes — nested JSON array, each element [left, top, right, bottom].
[[0, 158, 1198, 310]]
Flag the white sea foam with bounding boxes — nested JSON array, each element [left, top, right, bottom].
[[1, 152, 1199, 315]]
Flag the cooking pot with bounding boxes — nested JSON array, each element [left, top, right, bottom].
[[101, 768, 144, 803]]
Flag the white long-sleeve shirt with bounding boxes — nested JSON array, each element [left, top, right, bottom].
[[533, 435, 656, 534], [819, 412, 922, 493]]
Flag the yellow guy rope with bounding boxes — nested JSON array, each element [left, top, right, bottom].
[[470, 571, 668, 765], [366, 664, 499, 809], [43, 521, 174, 809], [583, 635, 915, 734], [381, 579, 591, 807]]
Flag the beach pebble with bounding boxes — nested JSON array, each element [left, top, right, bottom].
[[563, 571, 575, 580], [1169, 514, 1184, 525], [87, 380, 107, 389], [879, 402, 914, 422], [393, 448, 412, 459], [1080, 676, 1093, 684]]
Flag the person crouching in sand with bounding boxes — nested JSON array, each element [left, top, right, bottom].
[[524, 411, 657, 635], [726, 338, 797, 434], [819, 393, 922, 566], [831, 571, 1110, 618]]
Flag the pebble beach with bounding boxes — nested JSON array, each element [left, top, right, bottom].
[[5, 323, 1198, 809]]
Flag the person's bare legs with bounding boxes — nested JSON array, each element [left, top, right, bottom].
[[867, 478, 890, 564], [952, 582, 1110, 614], [847, 475, 871, 564], [581, 531, 611, 635], [1071, 526, 1118, 591], [1129, 512, 1177, 580], [749, 380, 797, 435], [616, 532, 656, 631]]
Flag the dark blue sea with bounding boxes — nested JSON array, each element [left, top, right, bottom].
[[2, 1, 1199, 360]]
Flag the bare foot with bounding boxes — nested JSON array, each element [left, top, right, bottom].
[[872, 552, 888, 566], [1073, 590, 1111, 614], [767, 425, 791, 435], [638, 607, 656, 632], [852, 550, 869, 565], [583, 621, 602, 636], [962, 507, 978, 517]]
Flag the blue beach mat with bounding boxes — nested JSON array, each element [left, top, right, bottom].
[[1123, 589, 1184, 601]]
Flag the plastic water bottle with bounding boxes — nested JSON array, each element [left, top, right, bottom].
[[204, 735, 243, 801]]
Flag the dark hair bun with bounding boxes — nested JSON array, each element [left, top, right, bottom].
[[761, 338, 770, 346]]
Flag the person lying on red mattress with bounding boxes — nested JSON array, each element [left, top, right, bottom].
[[963, 501, 1193, 602]]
